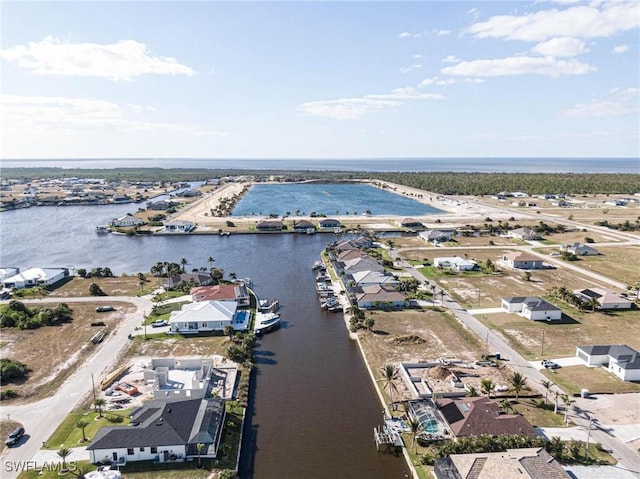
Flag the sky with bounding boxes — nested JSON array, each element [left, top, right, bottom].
[[1, 0, 639, 160]]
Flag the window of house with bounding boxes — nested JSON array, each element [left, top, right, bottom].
[[139, 447, 145, 452], [151, 447, 157, 453], [202, 322, 207, 327], [127, 448, 134, 455]]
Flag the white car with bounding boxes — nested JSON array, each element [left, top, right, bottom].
[[150, 320, 168, 328]]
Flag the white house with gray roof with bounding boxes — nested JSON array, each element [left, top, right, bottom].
[[434, 256, 478, 271], [351, 270, 400, 288], [169, 300, 240, 334], [501, 297, 563, 321], [2, 267, 68, 289], [87, 397, 225, 465], [576, 345, 640, 381]]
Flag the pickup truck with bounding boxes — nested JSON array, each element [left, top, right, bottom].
[[541, 359, 560, 369]]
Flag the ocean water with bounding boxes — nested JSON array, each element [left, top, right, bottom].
[[231, 182, 442, 217], [2, 157, 638, 173]]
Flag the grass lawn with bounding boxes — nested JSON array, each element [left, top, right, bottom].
[[215, 402, 244, 470], [575, 245, 640, 288], [49, 276, 147, 297], [45, 409, 132, 449], [541, 366, 640, 396], [113, 459, 223, 479], [17, 460, 93, 479], [474, 308, 640, 360], [509, 399, 567, 428]]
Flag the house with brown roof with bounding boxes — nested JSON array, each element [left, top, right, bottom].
[[502, 252, 545, 270], [337, 249, 369, 262], [435, 396, 536, 438], [398, 217, 424, 229], [291, 219, 315, 233], [256, 220, 283, 231], [433, 448, 570, 479], [507, 227, 542, 241], [356, 284, 407, 309], [191, 283, 250, 306], [318, 218, 342, 230], [573, 287, 633, 310]]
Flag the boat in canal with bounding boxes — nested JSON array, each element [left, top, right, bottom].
[[254, 311, 281, 335]]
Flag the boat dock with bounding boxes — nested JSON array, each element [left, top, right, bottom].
[[374, 426, 403, 453]]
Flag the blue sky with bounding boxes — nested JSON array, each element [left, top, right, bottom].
[[1, 1, 638, 159]]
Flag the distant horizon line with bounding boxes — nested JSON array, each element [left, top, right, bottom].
[[3, 156, 639, 161]]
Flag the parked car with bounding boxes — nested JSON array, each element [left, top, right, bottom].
[[150, 320, 168, 328], [96, 305, 115, 313], [541, 359, 560, 369], [5, 426, 25, 447]]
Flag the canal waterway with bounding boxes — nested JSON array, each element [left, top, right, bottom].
[[0, 205, 409, 478]]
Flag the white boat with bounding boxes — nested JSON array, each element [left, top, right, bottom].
[[312, 260, 325, 271], [254, 312, 281, 335], [95, 226, 109, 234], [259, 298, 280, 313]]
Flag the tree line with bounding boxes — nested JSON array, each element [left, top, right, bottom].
[[0, 300, 73, 329]]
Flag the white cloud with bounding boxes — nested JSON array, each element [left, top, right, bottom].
[[531, 37, 588, 57], [400, 64, 423, 74], [298, 88, 443, 120], [420, 76, 457, 86], [563, 88, 639, 118], [0, 37, 197, 80], [435, 30, 451, 36], [412, 54, 423, 59], [398, 31, 427, 39], [612, 44, 629, 54], [465, 78, 486, 84], [442, 56, 594, 77], [467, 1, 639, 42], [0, 94, 226, 138], [442, 55, 461, 63]]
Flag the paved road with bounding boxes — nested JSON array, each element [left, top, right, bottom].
[[0, 295, 152, 479], [392, 252, 640, 472]]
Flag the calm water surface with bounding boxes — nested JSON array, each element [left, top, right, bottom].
[[0, 207, 408, 479], [232, 183, 442, 217]]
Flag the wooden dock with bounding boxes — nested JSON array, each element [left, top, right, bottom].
[[374, 426, 403, 453]]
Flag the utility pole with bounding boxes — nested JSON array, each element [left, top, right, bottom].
[[585, 416, 594, 462], [91, 373, 97, 408], [484, 329, 489, 358], [541, 330, 545, 357]]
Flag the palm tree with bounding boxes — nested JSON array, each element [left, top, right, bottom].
[[541, 380, 554, 406], [561, 394, 572, 425], [94, 398, 106, 418], [207, 256, 215, 271], [466, 385, 478, 397], [500, 399, 514, 414], [509, 371, 527, 400], [197, 443, 205, 468], [408, 417, 422, 454], [378, 364, 399, 407], [480, 378, 495, 398], [553, 390, 560, 414], [180, 257, 189, 273], [76, 419, 89, 442], [57, 447, 72, 471], [223, 325, 235, 341]]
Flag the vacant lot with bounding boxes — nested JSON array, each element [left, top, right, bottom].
[[572, 245, 640, 288], [542, 366, 640, 396], [474, 309, 640, 360], [130, 335, 229, 358], [50, 276, 155, 297], [0, 301, 135, 402]]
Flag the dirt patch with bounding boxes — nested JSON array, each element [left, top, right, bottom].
[[50, 276, 149, 297], [428, 365, 451, 380]]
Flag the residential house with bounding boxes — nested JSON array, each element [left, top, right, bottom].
[[419, 230, 453, 243], [433, 448, 570, 479], [191, 283, 250, 306], [573, 287, 633, 310], [356, 284, 407, 309], [501, 296, 563, 321], [434, 257, 478, 272], [507, 227, 542, 241], [87, 397, 225, 465], [331, 236, 373, 252], [163, 220, 195, 233], [0, 267, 20, 282], [175, 189, 200, 198], [342, 257, 384, 276], [561, 242, 599, 256], [398, 218, 424, 229], [164, 273, 212, 289], [148, 200, 176, 211], [2, 267, 68, 289], [435, 396, 537, 438], [318, 218, 342, 230], [256, 220, 283, 231], [351, 270, 400, 289], [502, 252, 545, 270], [291, 219, 315, 233], [111, 214, 145, 227], [336, 249, 369, 262], [169, 300, 241, 334], [576, 345, 640, 381]]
